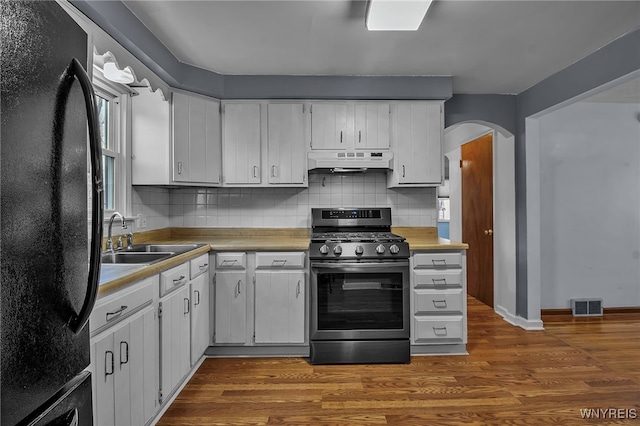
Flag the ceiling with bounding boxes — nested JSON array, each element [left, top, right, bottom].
[[122, 0, 640, 95]]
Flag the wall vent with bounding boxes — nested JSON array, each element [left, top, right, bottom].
[[571, 298, 603, 317]]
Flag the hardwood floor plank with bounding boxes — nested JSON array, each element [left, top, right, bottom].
[[156, 297, 640, 425]]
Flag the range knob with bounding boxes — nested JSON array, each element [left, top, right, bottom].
[[333, 245, 342, 256], [319, 244, 329, 255], [355, 245, 364, 255], [376, 244, 386, 254], [389, 244, 400, 254]]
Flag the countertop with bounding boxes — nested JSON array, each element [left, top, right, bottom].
[[98, 227, 467, 297]]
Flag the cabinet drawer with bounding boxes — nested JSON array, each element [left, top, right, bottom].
[[160, 262, 190, 296], [190, 253, 210, 279], [91, 276, 156, 334], [215, 252, 246, 269], [413, 252, 462, 268], [255, 252, 306, 269], [413, 316, 463, 343], [413, 269, 462, 288], [414, 288, 464, 314]]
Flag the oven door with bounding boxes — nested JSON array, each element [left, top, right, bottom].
[[310, 260, 410, 341]]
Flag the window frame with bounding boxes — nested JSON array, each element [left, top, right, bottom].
[[92, 67, 132, 219]]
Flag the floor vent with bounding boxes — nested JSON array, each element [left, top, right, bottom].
[[571, 299, 603, 317]]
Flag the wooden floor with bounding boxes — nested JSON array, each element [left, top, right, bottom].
[[157, 298, 640, 425]]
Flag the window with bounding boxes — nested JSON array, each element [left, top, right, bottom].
[[93, 69, 130, 216]]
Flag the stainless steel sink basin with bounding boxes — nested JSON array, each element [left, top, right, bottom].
[[101, 252, 173, 265], [120, 243, 203, 254]]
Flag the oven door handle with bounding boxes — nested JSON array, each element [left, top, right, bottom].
[[311, 261, 409, 271]]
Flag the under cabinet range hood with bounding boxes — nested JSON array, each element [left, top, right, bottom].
[[308, 151, 393, 173]]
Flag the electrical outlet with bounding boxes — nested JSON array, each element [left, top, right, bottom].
[[137, 214, 147, 229]]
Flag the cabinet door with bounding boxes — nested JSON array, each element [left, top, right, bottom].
[[204, 98, 222, 184], [131, 89, 171, 184], [355, 103, 390, 150], [128, 306, 157, 426], [254, 271, 305, 344], [310, 103, 348, 150], [267, 103, 306, 184], [222, 103, 261, 184], [173, 93, 222, 184], [394, 102, 443, 184], [214, 271, 246, 344], [113, 323, 132, 426], [172, 91, 191, 182], [190, 272, 210, 365], [92, 333, 115, 426], [160, 285, 190, 399]]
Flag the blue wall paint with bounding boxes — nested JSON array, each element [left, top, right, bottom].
[[69, 0, 451, 100], [445, 94, 517, 136], [513, 27, 640, 318], [71, 0, 640, 320]]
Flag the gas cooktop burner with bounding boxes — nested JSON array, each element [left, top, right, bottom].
[[311, 232, 406, 243]]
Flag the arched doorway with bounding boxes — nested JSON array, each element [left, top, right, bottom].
[[444, 122, 518, 326]]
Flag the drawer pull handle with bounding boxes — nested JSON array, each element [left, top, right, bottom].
[[106, 305, 127, 322], [431, 259, 447, 266], [194, 289, 201, 306], [272, 259, 287, 266], [184, 298, 190, 315], [432, 278, 447, 286], [199, 263, 209, 271], [433, 300, 447, 308], [105, 350, 114, 378], [235, 280, 242, 297], [120, 341, 129, 367], [221, 259, 238, 266], [433, 326, 448, 336], [173, 276, 186, 285], [296, 280, 301, 298]]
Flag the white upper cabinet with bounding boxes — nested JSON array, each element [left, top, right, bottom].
[[388, 101, 443, 187], [131, 89, 221, 186], [267, 103, 306, 185], [222, 102, 262, 185], [131, 89, 171, 185], [354, 103, 390, 150], [310, 102, 391, 151], [310, 103, 348, 150], [172, 91, 222, 185]]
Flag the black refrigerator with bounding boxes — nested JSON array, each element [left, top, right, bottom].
[[1, 1, 104, 425]]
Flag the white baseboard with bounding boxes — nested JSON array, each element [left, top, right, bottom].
[[495, 304, 545, 330]]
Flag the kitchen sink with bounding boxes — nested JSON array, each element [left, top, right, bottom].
[[120, 243, 204, 254], [101, 252, 173, 265]]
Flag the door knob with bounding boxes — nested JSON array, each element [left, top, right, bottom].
[[484, 229, 493, 236]]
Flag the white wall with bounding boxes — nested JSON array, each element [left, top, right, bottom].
[[132, 172, 437, 230], [538, 101, 640, 309]]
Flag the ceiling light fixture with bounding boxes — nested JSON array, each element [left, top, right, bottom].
[[366, 0, 434, 31], [103, 61, 134, 84]]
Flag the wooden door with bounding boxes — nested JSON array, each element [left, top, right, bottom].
[[190, 273, 210, 365], [222, 103, 261, 184], [310, 103, 348, 150], [267, 103, 306, 184], [355, 103, 390, 150], [462, 133, 494, 307], [214, 271, 246, 344]]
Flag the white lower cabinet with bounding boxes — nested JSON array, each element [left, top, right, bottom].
[[213, 251, 307, 347], [159, 263, 191, 403], [190, 254, 211, 365], [411, 250, 467, 348], [254, 270, 305, 344], [214, 253, 247, 344], [91, 277, 157, 426]]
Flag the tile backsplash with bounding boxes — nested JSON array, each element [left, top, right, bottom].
[[132, 173, 437, 230]]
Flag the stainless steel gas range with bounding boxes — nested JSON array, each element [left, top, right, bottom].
[[309, 208, 411, 364]]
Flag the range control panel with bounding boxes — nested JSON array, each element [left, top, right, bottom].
[[322, 209, 382, 219]]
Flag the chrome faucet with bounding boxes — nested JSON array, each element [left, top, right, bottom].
[[106, 212, 127, 253]]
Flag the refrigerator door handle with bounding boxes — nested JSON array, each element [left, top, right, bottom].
[[57, 58, 104, 334]]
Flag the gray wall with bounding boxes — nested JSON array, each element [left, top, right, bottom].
[[445, 94, 517, 136]]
